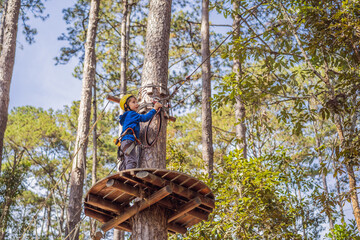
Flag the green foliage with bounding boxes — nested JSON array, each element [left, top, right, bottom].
[[326, 220, 360, 240], [173, 150, 305, 239]]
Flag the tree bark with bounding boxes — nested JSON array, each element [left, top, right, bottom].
[[313, 121, 333, 229], [134, 0, 172, 239], [346, 163, 360, 231], [296, 182, 307, 239], [0, 0, 20, 174], [65, 0, 100, 239], [120, 0, 128, 97], [333, 115, 360, 232], [201, 0, 214, 179], [138, 0, 171, 170], [90, 82, 98, 238], [333, 161, 345, 222], [114, 1, 129, 239], [0, 0, 9, 52], [232, 0, 247, 158]]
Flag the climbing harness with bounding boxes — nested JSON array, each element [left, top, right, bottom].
[[115, 103, 163, 170]]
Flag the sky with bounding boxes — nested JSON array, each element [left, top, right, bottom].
[[9, 0, 81, 111], [9, 0, 231, 112]]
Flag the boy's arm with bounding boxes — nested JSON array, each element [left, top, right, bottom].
[[138, 109, 157, 122]]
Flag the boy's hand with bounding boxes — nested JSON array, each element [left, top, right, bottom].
[[154, 102, 162, 110]]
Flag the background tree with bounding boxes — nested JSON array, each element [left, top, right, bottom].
[[0, 0, 21, 174], [201, 0, 214, 179], [65, 0, 100, 239]]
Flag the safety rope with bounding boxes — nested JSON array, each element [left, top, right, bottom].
[[144, 108, 162, 147], [19, 100, 111, 240]]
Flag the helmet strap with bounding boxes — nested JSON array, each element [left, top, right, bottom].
[[124, 96, 134, 111]]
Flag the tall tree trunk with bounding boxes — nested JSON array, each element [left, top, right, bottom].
[[65, 0, 100, 239], [0, 0, 9, 52], [133, 0, 172, 239], [313, 121, 334, 229], [296, 182, 307, 239], [120, 0, 128, 98], [333, 161, 345, 222], [201, 0, 214, 179], [0, 0, 20, 174], [46, 204, 51, 238], [232, 0, 247, 158], [334, 115, 360, 232], [114, 1, 129, 238], [90, 82, 98, 238]]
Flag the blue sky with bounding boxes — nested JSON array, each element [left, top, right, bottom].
[[10, 0, 81, 111], [9, 0, 231, 112]]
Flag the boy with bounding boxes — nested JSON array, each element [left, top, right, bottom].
[[118, 94, 162, 170]]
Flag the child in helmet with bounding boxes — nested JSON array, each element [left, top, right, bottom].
[[118, 94, 162, 170]]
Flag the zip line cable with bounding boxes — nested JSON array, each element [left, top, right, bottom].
[[168, 1, 264, 100], [106, 2, 263, 103], [19, 100, 111, 240]]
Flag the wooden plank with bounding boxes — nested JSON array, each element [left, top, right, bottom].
[[86, 194, 123, 214], [106, 179, 143, 197], [84, 208, 131, 231], [119, 172, 150, 189], [136, 171, 215, 209], [168, 197, 201, 223], [106, 95, 120, 103], [109, 176, 178, 211], [168, 223, 187, 234], [188, 209, 208, 221], [101, 185, 173, 232]]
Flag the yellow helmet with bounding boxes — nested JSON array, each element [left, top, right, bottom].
[[120, 94, 134, 111]]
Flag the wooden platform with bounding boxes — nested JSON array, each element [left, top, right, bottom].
[[84, 168, 215, 235]]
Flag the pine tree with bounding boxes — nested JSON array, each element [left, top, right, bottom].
[[66, 0, 100, 239], [0, 0, 20, 174], [132, 0, 172, 238], [200, 0, 214, 179]]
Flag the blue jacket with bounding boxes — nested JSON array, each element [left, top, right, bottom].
[[119, 109, 156, 142]]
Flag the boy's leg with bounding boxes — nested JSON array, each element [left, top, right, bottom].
[[121, 140, 138, 170]]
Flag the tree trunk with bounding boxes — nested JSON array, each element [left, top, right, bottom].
[[297, 183, 307, 239], [65, 0, 100, 239], [333, 161, 345, 222], [46, 204, 51, 238], [114, 1, 130, 238], [333, 115, 360, 232], [134, 0, 172, 238], [0, 0, 9, 52], [232, 0, 247, 158], [0, 0, 20, 174], [90, 82, 98, 238], [201, 0, 214, 179], [120, 0, 128, 97], [312, 120, 333, 229], [346, 163, 360, 231]]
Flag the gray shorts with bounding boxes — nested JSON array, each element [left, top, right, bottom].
[[120, 140, 138, 170]]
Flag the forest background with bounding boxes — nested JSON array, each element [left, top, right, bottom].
[[1, 0, 360, 239]]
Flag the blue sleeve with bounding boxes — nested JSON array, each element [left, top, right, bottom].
[[139, 109, 156, 122]]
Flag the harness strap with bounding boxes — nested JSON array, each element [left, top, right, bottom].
[[120, 128, 142, 145]]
